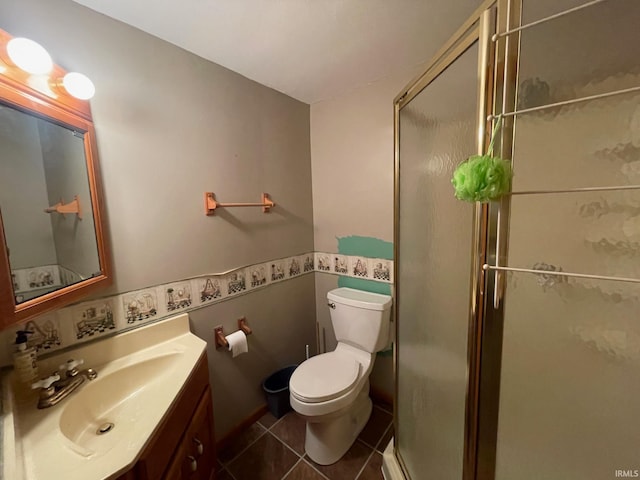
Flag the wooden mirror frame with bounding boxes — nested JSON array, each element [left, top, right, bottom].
[[0, 29, 112, 329]]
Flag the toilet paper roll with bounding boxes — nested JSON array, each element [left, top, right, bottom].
[[226, 330, 248, 358]]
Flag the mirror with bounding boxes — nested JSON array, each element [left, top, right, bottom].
[[0, 103, 100, 303], [0, 28, 111, 327]]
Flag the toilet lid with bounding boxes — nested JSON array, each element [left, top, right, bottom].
[[290, 352, 360, 403]]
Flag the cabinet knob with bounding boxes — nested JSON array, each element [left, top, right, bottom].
[[193, 438, 204, 456], [187, 455, 198, 472]]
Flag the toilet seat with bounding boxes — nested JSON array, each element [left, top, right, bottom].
[[290, 351, 360, 403]]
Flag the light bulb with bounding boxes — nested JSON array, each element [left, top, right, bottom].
[[62, 72, 95, 100], [6, 37, 53, 75]]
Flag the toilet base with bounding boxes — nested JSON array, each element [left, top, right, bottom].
[[304, 388, 373, 465]]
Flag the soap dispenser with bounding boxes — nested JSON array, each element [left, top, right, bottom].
[[13, 330, 39, 402]]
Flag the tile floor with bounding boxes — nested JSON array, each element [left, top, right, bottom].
[[216, 400, 393, 480]]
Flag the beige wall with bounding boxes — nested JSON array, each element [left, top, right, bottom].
[[0, 0, 315, 439], [310, 69, 418, 253], [310, 69, 421, 397]]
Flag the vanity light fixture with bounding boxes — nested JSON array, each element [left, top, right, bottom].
[[6, 37, 53, 75], [0, 31, 96, 102], [62, 72, 95, 100]]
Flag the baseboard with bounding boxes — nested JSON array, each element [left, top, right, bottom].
[[216, 404, 268, 451], [370, 384, 394, 409]]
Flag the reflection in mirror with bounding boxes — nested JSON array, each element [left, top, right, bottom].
[[0, 103, 100, 304]]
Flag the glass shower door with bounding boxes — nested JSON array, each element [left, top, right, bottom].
[[395, 38, 481, 479], [493, 1, 640, 478]]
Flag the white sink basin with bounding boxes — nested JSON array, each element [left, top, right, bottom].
[[59, 352, 182, 455], [3, 313, 206, 480]]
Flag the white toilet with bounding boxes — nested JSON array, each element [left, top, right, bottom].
[[289, 287, 392, 465]]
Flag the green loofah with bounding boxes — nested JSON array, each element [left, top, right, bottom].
[[451, 155, 511, 202], [451, 115, 512, 203]]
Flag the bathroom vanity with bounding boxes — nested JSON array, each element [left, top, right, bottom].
[[2, 314, 215, 480]]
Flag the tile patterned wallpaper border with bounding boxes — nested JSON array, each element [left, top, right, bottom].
[[11, 264, 84, 301], [1, 252, 394, 366], [314, 252, 393, 283]]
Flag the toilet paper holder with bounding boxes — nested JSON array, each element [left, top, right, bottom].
[[215, 317, 253, 349]]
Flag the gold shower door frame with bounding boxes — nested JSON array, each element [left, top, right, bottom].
[[392, 1, 520, 479]]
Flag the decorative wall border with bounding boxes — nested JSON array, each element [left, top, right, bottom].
[[11, 264, 84, 302], [314, 252, 393, 283], [1, 252, 394, 366]]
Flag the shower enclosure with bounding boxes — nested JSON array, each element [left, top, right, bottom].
[[391, 1, 640, 479]]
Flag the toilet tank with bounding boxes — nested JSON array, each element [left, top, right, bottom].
[[327, 287, 392, 353]]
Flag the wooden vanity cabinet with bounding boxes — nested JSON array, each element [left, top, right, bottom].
[[162, 389, 214, 480], [116, 353, 215, 480]]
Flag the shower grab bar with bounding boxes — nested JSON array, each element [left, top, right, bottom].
[[508, 184, 640, 196], [483, 264, 640, 284], [487, 85, 640, 121], [491, 0, 610, 42]]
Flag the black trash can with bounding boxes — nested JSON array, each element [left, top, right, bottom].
[[262, 365, 297, 418]]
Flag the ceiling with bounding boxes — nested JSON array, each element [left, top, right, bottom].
[[71, 0, 483, 104]]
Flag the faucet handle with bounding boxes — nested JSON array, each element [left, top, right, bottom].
[[59, 358, 84, 372], [31, 374, 60, 390]]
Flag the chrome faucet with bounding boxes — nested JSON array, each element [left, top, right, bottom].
[[31, 359, 98, 409]]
